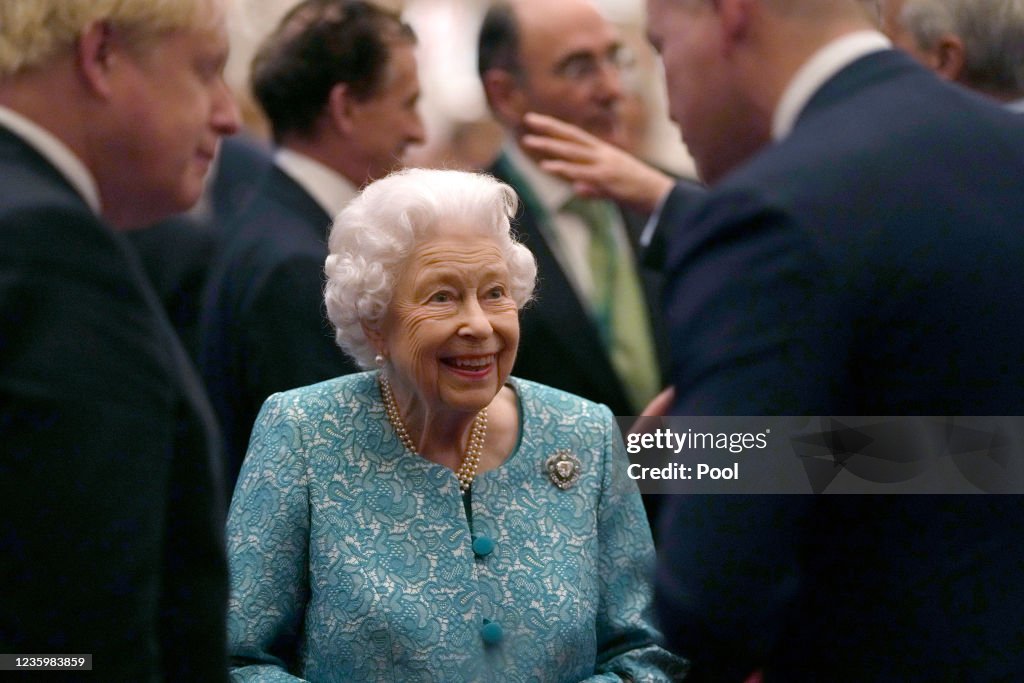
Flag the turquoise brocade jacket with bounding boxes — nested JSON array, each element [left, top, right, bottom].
[[226, 372, 687, 682]]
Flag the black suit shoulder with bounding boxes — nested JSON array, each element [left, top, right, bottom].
[[126, 213, 218, 362]]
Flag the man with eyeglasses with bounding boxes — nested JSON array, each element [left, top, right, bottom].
[[477, 0, 668, 427]]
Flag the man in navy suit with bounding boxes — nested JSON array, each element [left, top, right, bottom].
[[199, 0, 425, 492], [644, 0, 1024, 680], [0, 0, 239, 679]]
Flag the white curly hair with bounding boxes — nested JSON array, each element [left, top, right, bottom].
[[324, 168, 537, 369]]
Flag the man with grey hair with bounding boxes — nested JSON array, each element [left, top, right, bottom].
[[0, 0, 239, 678], [881, 0, 1024, 107]]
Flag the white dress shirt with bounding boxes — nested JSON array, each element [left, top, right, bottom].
[[772, 31, 892, 141], [274, 147, 358, 219]]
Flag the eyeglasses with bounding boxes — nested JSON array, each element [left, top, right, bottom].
[[554, 44, 636, 83]]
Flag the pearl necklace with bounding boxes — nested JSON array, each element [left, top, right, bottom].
[[379, 375, 487, 493]]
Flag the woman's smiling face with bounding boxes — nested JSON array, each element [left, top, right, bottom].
[[372, 221, 520, 416]]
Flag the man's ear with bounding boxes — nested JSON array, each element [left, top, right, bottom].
[[327, 82, 358, 136], [933, 34, 966, 82], [77, 20, 117, 97], [481, 69, 529, 127]]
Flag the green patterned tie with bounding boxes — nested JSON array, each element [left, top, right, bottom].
[[562, 196, 660, 413]]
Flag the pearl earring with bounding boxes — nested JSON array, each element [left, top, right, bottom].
[[374, 354, 386, 368]]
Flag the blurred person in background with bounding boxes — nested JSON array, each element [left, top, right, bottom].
[[477, 0, 668, 420], [199, 0, 426, 494]]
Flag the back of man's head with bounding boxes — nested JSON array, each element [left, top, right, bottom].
[[251, 0, 415, 143], [0, 0, 213, 78], [887, 0, 1024, 99]]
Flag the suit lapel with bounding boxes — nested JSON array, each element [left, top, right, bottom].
[[490, 156, 629, 398], [619, 205, 670, 380]]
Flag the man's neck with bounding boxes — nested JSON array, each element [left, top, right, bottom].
[[280, 133, 364, 190], [739, 8, 879, 137], [770, 30, 890, 140], [0, 77, 102, 214]]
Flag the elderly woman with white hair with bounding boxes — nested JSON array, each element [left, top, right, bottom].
[[224, 168, 686, 682]]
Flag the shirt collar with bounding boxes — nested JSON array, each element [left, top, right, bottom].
[[0, 105, 101, 214], [502, 137, 575, 213], [772, 31, 892, 141], [1005, 97, 1024, 114], [274, 147, 358, 218]]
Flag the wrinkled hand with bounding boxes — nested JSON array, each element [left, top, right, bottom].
[[521, 112, 674, 214], [640, 386, 675, 417]]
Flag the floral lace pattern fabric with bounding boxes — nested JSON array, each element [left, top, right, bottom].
[[226, 371, 686, 682]]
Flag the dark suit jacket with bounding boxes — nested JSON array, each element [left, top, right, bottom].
[[126, 214, 216, 363], [124, 135, 274, 367], [640, 177, 705, 272], [0, 128, 228, 681], [198, 166, 359, 493], [655, 50, 1024, 681], [488, 153, 669, 418], [208, 133, 274, 229]]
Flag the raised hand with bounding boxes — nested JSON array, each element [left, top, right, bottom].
[[521, 112, 674, 214]]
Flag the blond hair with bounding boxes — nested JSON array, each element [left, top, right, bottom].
[[0, 0, 217, 78]]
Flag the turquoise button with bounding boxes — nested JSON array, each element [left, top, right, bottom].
[[472, 535, 495, 557], [480, 620, 503, 645]]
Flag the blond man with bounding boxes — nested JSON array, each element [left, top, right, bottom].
[[0, 1, 238, 678]]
